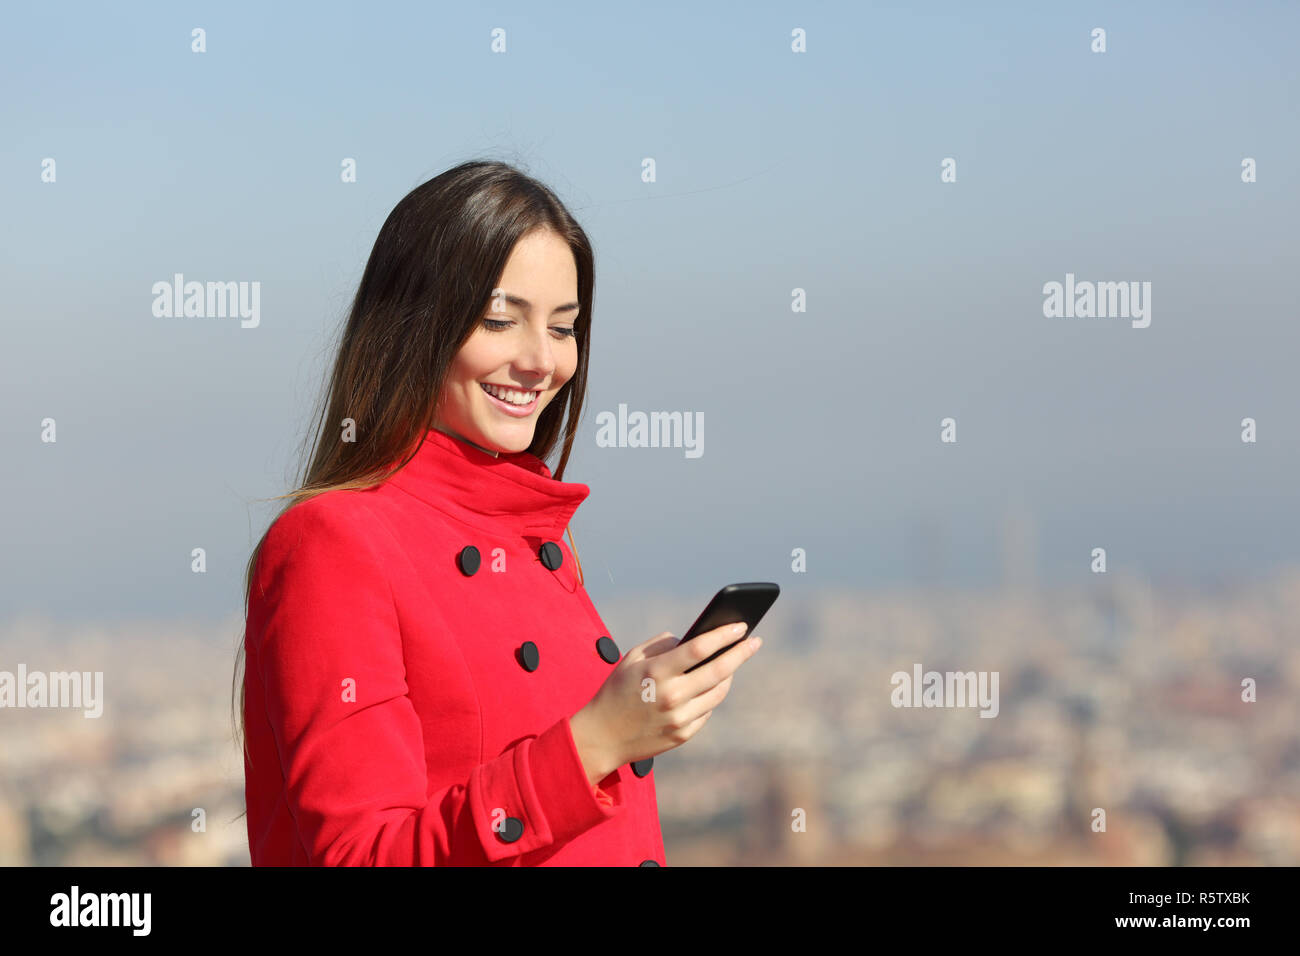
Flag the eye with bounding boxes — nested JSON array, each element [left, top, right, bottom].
[[482, 317, 577, 339]]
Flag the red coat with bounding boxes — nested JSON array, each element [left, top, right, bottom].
[[243, 427, 666, 865]]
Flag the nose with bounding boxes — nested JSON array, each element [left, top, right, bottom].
[[516, 320, 556, 380]]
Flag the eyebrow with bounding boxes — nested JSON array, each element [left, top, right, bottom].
[[494, 293, 580, 315]]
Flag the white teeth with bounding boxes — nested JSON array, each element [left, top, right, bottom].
[[482, 383, 536, 405]]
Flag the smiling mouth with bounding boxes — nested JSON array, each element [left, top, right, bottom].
[[480, 382, 541, 411]]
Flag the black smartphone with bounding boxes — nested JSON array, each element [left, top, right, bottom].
[[677, 582, 779, 674]]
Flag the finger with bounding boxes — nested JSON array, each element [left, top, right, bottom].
[[673, 708, 713, 742], [674, 674, 732, 727], [666, 621, 749, 671], [672, 629, 759, 695]]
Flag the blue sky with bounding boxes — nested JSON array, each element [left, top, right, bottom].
[[2, 1, 1297, 623]]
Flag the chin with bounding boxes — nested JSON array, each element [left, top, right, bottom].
[[476, 426, 534, 455]]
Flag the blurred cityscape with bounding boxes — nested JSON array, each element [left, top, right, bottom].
[[2, 565, 1298, 866]]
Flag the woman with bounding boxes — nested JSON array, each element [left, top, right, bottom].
[[232, 160, 764, 866]]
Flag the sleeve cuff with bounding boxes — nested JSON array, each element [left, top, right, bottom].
[[470, 715, 624, 861], [527, 715, 624, 841]]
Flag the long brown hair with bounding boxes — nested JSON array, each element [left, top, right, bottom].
[[231, 160, 595, 790]]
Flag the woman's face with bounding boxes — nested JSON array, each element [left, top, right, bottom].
[[433, 229, 581, 456]]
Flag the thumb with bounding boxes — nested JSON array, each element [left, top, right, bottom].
[[628, 630, 679, 661]]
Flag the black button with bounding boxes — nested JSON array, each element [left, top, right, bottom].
[[596, 636, 620, 664], [539, 541, 563, 570], [499, 817, 524, 843], [638, 859, 660, 866], [456, 545, 481, 576], [631, 757, 653, 777], [518, 641, 540, 672]]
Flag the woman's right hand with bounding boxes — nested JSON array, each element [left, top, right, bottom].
[[569, 623, 763, 786]]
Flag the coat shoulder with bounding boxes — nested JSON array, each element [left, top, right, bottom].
[[257, 489, 397, 571]]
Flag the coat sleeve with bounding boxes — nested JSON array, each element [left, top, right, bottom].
[[246, 497, 623, 865]]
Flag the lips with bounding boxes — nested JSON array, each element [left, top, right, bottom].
[[480, 382, 540, 415]]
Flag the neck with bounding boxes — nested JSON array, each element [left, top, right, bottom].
[[434, 426, 498, 458]]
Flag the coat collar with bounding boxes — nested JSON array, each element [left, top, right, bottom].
[[386, 427, 589, 539]]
